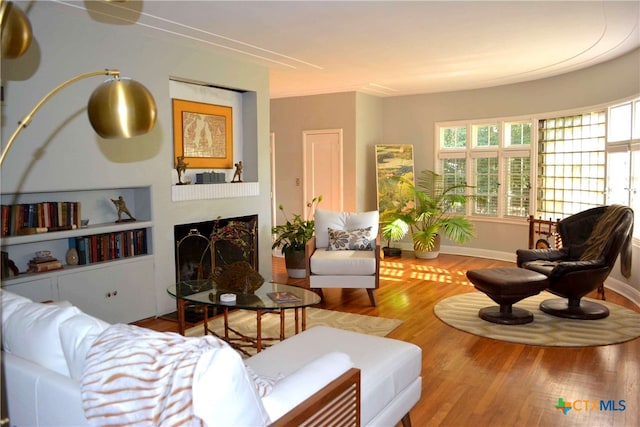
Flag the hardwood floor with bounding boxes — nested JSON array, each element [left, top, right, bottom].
[[137, 253, 639, 426]]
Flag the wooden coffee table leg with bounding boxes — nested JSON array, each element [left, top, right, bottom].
[[202, 303, 209, 336], [177, 299, 186, 335], [280, 309, 285, 341], [223, 307, 230, 340], [257, 309, 263, 352], [294, 308, 300, 334], [302, 307, 307, 331]]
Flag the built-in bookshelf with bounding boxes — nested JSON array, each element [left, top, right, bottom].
[[0, 186, 155, 323]]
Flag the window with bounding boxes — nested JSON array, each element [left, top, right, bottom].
[[473, 157, 499, 215], [441, 158, 467, 214], [505, 122, 531, 146], [537, 112, 606, 219], [607, 97, 640, 238], [473, 124, 499, 147], [440, 126, 467, 148], [437, 121, 532, 219], [436, 98, 638, 239], [505, 156, 530, 217]]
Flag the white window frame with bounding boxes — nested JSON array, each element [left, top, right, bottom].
[[435, 116, 534, 223]]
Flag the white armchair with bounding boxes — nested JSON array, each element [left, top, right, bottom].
[[305, 209, 381, 306]]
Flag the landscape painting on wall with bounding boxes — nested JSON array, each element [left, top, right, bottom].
[[172, 99, 233, 168], [375, 144, 415, 218]]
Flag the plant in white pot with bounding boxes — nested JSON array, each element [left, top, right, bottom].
[[272, 196, 322, 278], [382, 170, 475, 259]]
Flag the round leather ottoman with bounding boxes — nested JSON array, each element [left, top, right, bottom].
[[466, 267, 549, 325]]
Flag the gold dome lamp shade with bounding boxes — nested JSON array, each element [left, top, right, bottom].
[[88, 74, 157, 139], [0, 1, 32, 59]]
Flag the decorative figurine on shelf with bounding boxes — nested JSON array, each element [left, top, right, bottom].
[[176, 155, 190, 185], [231, 161, 243, 183], [111, 196, 136, 223]]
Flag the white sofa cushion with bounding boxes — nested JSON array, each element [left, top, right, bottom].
[[193, 345, 271, 426], [314, 209, 379, 248], [2, 299, 81, 377], [0, 289, 32, 324], [261, 352, 354, 422], [59, 312, 110, 380], [246, 326, 422, 426], [310, 247, 377, 275]]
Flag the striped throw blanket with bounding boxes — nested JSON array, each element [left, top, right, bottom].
[[81, 324, 228, 427]]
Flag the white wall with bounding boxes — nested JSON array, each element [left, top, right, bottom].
[[355, 93, 384, 211], [1, 2, 272, 316]]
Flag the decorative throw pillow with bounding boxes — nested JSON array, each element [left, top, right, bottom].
[[327, 227, 373, 250]]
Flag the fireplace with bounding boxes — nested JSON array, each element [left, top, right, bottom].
[[173, 215, 258, 322], [174, 214, 259, 282]]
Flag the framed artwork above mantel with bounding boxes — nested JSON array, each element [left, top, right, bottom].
[[172, 98, 233, 168]]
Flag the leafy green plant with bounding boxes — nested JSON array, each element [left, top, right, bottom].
[[271, 196, 322, 253], [382, 170, 475, 252], [379, 215, 410, 249]]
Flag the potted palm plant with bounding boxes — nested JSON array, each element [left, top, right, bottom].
[[379, 213, 408, 257], [272, 196, 322, 278], [382, 170, 475, 259]]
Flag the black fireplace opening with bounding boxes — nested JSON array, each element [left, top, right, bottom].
[[174, 214, 258, 279], [172, 214, 258, 323]]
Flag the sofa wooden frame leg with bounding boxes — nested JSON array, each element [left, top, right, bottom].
[[367, 289, 377, 307], [401, 412, 412, 427]]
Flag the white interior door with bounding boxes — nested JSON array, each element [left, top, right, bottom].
[[303, 129, 344, 218]]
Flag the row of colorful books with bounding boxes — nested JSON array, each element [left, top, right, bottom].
[[1, 201, 81, 237], [68, 229, 148, 265]]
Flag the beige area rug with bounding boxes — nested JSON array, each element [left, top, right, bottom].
[[434, 291, 640, 347], [185, 308, 402, 354]]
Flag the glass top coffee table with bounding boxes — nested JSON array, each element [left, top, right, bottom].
[[167, 279, 321, 354]]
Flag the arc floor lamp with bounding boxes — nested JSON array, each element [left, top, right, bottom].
[[0, 1, 158, 167]]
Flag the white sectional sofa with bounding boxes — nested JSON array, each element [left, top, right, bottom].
[[1, 290, 422, 426]]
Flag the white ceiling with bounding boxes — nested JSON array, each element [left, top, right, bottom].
[[65, 1, 639, 98]]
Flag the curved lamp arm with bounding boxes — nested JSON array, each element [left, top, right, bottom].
[[0, 68, 157, 166], [0, 70, 118, 165]]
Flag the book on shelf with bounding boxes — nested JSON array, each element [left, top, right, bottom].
[[0, 201, 81, 237], [267, 291, 302, 303], [67, 228, 148, 265], [28, 257, 63, 273], [31, 255, 58, 264]]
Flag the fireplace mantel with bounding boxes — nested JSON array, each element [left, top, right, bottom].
[[171, 182, 259, 202]]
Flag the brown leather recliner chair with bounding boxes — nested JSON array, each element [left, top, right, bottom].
[[516, 205, 634, 319]]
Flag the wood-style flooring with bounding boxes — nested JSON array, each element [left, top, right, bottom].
[[136, 253, 639, 426]]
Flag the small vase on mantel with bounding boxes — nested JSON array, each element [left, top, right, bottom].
[[66, 248, 79, 266]]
